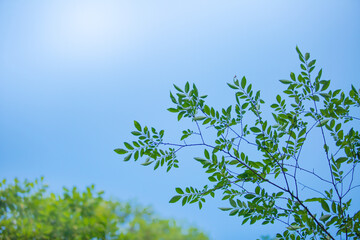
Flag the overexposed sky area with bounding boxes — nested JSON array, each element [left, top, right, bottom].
[[1, 1, 359, 239]]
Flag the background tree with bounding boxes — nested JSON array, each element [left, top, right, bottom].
[[115, 47, 360, 239], [0, 177, 208, 240]]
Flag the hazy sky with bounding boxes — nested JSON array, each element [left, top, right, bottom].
[[1, 1, 359, 239]]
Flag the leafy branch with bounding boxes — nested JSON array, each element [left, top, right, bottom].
[[115, 47, 360, 239]]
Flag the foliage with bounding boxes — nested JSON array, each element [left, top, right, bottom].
[[115, 47, 360, 239], [0, 177, 208, 240]]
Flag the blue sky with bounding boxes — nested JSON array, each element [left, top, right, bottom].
[[1, 1, 359, 239]]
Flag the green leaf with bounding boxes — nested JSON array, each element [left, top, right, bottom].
[[124, 153, 132, 162], [290, 72, 296, 81], [305, 197, 324, 202], [229, 199, 237, 208], [321, 200, 330, 212], [167, 108, 179, 113], [134, 150, 139, 160], [351, 84, 358, 95], [246, 84, 252, 93], [276, 95, 281, 103], [241, 76, 246, 88], [173, 84, 183, 92], [193, 116, 206, 121], [331, 202, 337, 213], [316, 119, 329, 127], [141, 160, 154, 166], [287, 224, 301, 231], [124, 142, 134, 150], [206, 168, 216, 173], [114, 148, 128, 155], [320, 93, 331, 98], [169, 195, 182, 203], [131, 131, 141, 136], [218, 207, 232, 211], [170, 91, 177, 103], [177, 111, 185, 121], [308, 59, 316, 67], [175, 188, 184, 194], [336, 157, 347, 165], [134, 121, 141, 131], [180, 134, 189, 141], [185, 82, 190, 93], [204, 149, 210, 159], [194, 157, 206, 163], [296, 46, 304, 63], [320, 214, 331, 222], [229, 209, 239, 216], [227, 83, 238, 89], [244, 194, 255, 199], [279, 79, 292, 84], [182, 196, 188, 206], [250, 127, 261, 133], [154, 160, 160, 170], [321, 80, 330, 91]]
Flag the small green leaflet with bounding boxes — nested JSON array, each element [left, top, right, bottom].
[[169, 195, 182, 203], [124, 153, 132, 162], [316, 119, 329, 127], [193, 116, 206, 121], [114, 148, 128, 154], [168, 108, 179, 113], [244, 194, 255, 199], [131, 131, 141, 136], [134, 121, 142, 131], [287, 224, 301, 231], [229, 209, 239, 216], [218, 207, 232, 211], [227, 83, 239, 89], [124, 142, 134, 150], [173, 84, 183, 92], [279, 79, 292, 84], [250, 127, 261, 133], [241, 76, 246, 88], [175, 188, 184, 194], [320, 214, 331, 222], [321, 200, 330, 212], [185, 82, 190, 93], [308, 59, 316, 67], [194, 157, 206, 163], [141, 160, 154, 166]]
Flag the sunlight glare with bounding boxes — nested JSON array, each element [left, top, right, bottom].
[[48, 1, 129, 60]]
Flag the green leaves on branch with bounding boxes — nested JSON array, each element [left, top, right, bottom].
[[167, 82, 207, 122], [116, 47, 360, 240], [115, 120, 178, 171]]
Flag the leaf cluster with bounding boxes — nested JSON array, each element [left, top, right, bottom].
[[116, 47, 360, 240]]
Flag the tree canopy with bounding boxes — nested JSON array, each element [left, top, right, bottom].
[[116, 47, 360, 239], [0, 177, 208, 240]]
